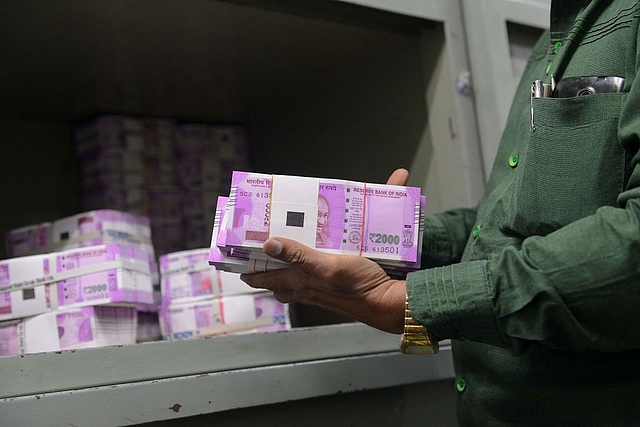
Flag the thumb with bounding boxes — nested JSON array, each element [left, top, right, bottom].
[[263, 237, 320, 266], [386, 168, 409, 186]]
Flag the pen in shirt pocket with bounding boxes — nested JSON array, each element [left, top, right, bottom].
[[530, 80, 552, 131], [530, 75, 625, 131]]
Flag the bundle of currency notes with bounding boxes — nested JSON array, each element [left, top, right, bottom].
[[4, 209, 153, 258], [0, 244, 154, 322], [208, 195, 290, 274], [209, 171, 425, 276], [158, 247, 290, 340], [159, 248, 262, 306], [4, 209, 159, 286], [159, 292, 290, 341], [0, 306, 138, 356], [4, 210, 163, 346]]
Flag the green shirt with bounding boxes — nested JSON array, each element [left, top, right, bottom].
[[407, 1, 640, 425]]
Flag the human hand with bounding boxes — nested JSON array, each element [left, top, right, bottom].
[[240, 237, 406, 333], [240, 168, 412, 334]]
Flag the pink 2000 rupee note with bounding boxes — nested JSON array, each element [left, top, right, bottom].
[[224, 171, 422, 263]]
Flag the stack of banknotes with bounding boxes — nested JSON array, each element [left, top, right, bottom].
[[208, 171, 425, 277], [158, 248, 290, 341], [74, 116, 186, 256], [4, 209, 158, 285], [5, 209, 153, 256], [0, 306, 138, 356], [0, 244, 154, 323], [3, 209, 163, 345], [1, 208, 166, 354], [0, 243, 155, 356]]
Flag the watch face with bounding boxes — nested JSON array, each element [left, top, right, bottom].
[[400, 335, 439, 355]]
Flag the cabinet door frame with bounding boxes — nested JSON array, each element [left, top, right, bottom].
[[461, 0, 551, 174], [335, 0, 487, 208]]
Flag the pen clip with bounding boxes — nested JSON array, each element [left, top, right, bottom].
[[531, 81, 542, 132], [530, 80, 552, 132]]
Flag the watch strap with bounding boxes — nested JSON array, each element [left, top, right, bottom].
[[400, 294, 439, 355]]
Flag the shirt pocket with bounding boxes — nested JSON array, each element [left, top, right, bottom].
[[514, 92, 627, 236]]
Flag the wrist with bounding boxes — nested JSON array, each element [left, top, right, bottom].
[[384, 280, 407, 334], [357, 279, 406, 334]]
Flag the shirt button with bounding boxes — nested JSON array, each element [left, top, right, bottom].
[[554, 41, 563, 54], [509, 154, 519, 168], [553, 42, 562, 55], [456, 378, 467, 392], [472, 225, 482, 239]]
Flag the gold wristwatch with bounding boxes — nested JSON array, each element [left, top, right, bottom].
[[400, 294, 439, 355]]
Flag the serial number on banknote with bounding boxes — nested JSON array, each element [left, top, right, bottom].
[[370, 246, 400, 254], [238, 191, 270, 199]]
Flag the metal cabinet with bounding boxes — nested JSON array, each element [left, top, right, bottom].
[[0, 0, 480, 425], [0, 0, 557, 425]]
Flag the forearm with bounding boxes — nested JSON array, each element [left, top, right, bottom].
[[313, 278, 407, 334], [241, 238, 409, 334]]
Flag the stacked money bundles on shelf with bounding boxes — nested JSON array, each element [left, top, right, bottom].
[[0, 306, 137, 356], [0, 244, 154, 321], [74, 116, 185, 256], [4, 209, 158, 284], [3, 210, 162, 348], [209, 171, 425, 277], [159, 248, 264, 304], [5, 209, 153, 254], [158, 248, 290, 341], [73, 117, 252, 256], [159, 293, 290, 341], [176, 125, 250, 250], [0, 244, 154, 356]]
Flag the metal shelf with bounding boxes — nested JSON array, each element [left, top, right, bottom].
[[0, 324, 454, 426]]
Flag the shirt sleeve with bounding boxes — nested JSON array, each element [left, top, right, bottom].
[[421, 208, 477, 268], [410, 187, 640, 354]]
